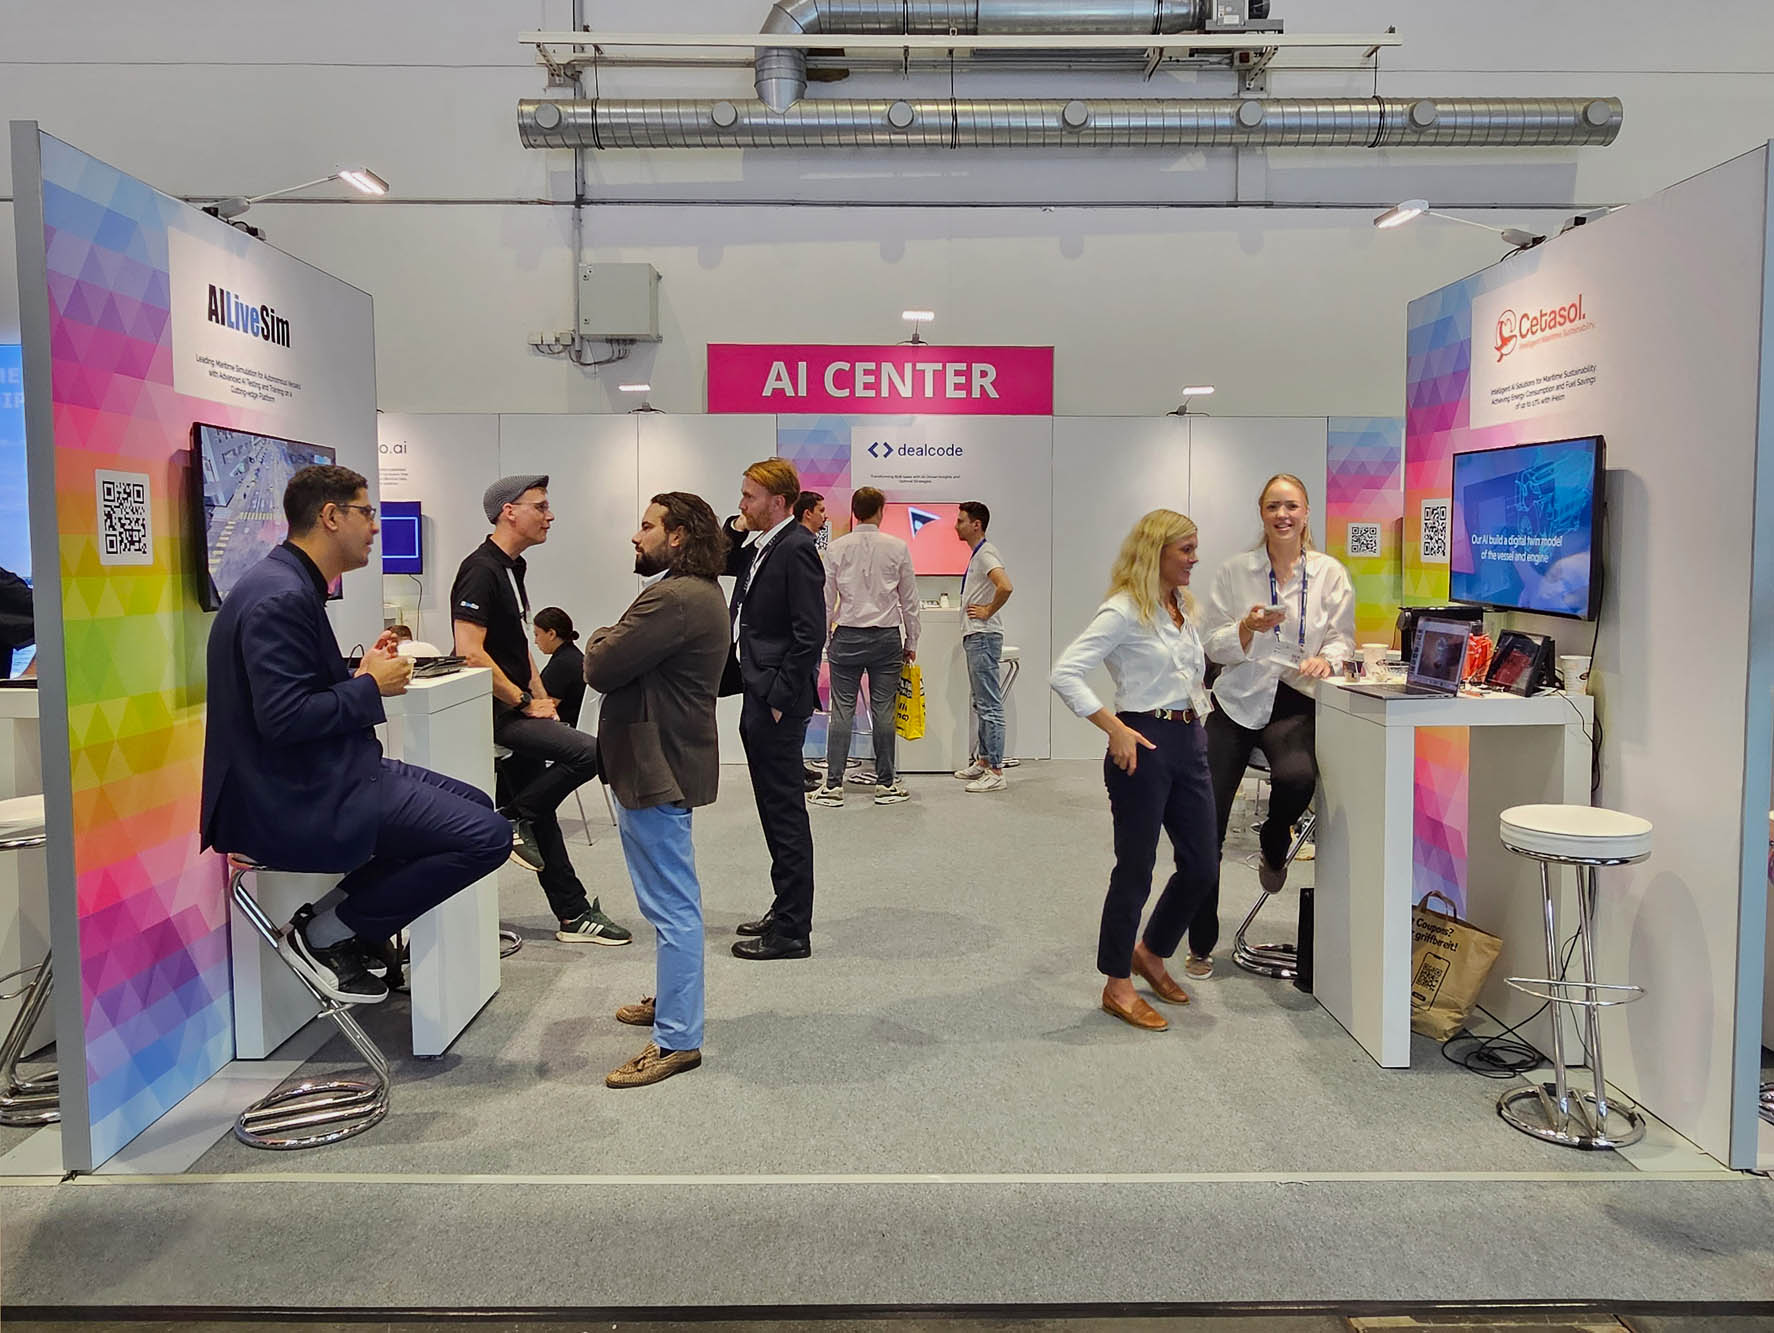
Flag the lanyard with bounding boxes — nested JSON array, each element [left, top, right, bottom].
[[1269, 560, 1307, 649], [506, 567, 529, 625], [961, 539, 986, 606]]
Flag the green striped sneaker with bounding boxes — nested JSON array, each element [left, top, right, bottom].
[[557, 899, 632, 945]]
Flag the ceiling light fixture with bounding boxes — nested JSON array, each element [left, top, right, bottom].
[[203, 167, 392, 221], [1373, 198, 1544, 250], [902, 309, 935, 345], [1169, 385, 1215, 416], [618, 382, 661, 413]]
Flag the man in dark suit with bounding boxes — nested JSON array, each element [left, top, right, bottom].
[[200, 465, 510, 1005], [586, 492, 732, 1088], [721, 458, 826, 960]]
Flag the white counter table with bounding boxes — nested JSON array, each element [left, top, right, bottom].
[[232, 667, 501, 1059], [0, 685, 49, 1052], [1312, 681, 1594, 1068]]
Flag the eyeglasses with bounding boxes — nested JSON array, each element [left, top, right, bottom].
[[336, 503, 377, 520], [514, 501, 552, 515]]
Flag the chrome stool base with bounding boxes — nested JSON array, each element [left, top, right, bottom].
[[0, 955, 59, 1127], [1499, 1082, 1645, 1150], [1232, 810, 1316, 980], [1760, 1082, 1774, 1128], [498, 928, 523, 958], [229, 857, 390, 1150]]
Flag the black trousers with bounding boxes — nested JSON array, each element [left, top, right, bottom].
[[1189, 682, 1318, 957], [493, 708, 601, 923], [739, 692, 816, 940], [1098, 714, 1219, 978]]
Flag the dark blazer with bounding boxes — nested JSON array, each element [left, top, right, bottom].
[[540, 641, 585, 728], [200, 545, 386, 872], [719, 517, 826, 719], [584, 572, 730, 811]]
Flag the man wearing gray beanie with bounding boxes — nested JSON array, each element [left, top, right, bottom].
[[450, 475, 632, 945]]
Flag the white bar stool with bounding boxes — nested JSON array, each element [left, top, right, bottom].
[[0, 795, 56, 1127], [1496, 803, 1652, 1150]]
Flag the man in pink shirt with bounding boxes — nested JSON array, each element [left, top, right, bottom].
[[810, 487, 922, 808]]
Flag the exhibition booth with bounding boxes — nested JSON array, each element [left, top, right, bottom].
[[2, 120, 1773, 1213]]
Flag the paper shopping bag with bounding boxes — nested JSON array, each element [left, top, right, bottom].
[[1409, 890, 1503, 1041]]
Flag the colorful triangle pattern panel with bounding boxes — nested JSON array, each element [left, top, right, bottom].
[[35, 134, 253, 1167]]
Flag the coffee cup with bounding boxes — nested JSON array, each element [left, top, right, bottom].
[[1558, 655, 1592, 694], [1360, 643, 1389, 676]]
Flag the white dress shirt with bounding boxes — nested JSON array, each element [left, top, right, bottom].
[[1202, 548, 1356, 730], [1050, 590, 1213, 721], [733, 513, 796, 647], [824, 522, 922, 654]]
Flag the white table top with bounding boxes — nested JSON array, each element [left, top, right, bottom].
[[1318, 679, 1593, 728], [380, 667, 492, 715], [0, 687, 40, 720]]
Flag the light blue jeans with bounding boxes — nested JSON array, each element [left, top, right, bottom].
[[963, 630, 1005, 770], [613, 796, 704, 1052]]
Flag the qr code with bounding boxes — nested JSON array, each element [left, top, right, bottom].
[[1346, 522, 1381, 558], [1420, 498, 1451, 564], [95, 469, 154, 567]]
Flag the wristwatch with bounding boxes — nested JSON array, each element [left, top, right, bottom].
[[516, 688, 533, 711]]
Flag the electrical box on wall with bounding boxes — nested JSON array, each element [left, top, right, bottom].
[[578, 263, 662, 342]]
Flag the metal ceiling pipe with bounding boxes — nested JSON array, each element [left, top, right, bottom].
[[518, 96, 1623, 150], [755, 1, 1270, 112]]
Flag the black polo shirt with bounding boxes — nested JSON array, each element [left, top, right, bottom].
[[450, 537, 533, 692]]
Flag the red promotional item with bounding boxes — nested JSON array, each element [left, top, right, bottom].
[[1463, 632, 1494, 684]]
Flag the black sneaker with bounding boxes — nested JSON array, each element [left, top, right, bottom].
[[509, 817, 545, 873], [280, 905, 389, 1005]]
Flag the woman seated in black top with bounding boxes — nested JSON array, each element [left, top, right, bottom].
[[532, 606, 585, 729]]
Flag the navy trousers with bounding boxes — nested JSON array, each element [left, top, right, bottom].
[[333, 758, 511, 941], [1097, 714, 1220, 978], [739, 692, 816, 940]]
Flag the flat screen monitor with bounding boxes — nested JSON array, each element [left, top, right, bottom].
[[381, 499, 422, 575], [193, 423, 340, 611], [1449, 435, 1604, 620], [875, 501, 972, 576]]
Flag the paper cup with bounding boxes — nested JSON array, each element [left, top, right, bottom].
[[1360, 643, 1389, 674], [1558, 655, 1592, 694]]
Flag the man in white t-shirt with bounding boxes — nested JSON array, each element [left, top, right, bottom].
[[953, 500, 1014, 792]]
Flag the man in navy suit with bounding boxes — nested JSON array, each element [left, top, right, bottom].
[[200, 464, 509, 1005], [721, 458, 827, 960]]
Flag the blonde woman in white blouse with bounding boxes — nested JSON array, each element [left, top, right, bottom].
[[1050, 509, 1218, 1032], [1187, 473, 1355, 978]]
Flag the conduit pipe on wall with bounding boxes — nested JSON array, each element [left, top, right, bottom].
[[517, 96, 1623, 151], [756, 0, 1272, 111]]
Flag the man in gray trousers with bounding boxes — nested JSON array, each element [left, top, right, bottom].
[[585, 492, 733, 1089]]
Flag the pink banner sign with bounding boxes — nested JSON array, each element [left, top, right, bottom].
[[707, 343, 1054, 415]]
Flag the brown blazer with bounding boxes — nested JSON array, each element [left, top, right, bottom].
[[583, 571, 730, 811]]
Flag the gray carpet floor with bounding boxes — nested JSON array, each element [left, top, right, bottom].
[[4, 761, 1773, 1308]]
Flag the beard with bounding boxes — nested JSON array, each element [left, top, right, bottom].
[[633, 547, 670, 577]]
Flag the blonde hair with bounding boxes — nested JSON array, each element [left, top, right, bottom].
[[743, 457, 802, 503], [1253, 473, 1316, 551], [1107, 509, 1199, 626]]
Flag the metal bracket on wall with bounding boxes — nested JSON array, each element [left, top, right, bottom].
[[1236, 48, 1276, 94]]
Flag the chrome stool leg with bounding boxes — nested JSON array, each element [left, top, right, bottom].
[[228, 859, 390, 1149], [0, 955, 59, 1126], [1233, 810, 1317, 979], [499, 929, 523, 958], [1498, 855, 1646, 1150]]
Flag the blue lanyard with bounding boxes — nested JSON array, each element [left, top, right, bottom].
[[961, 539, 987, 607], [1269, 560, 1307, 648]]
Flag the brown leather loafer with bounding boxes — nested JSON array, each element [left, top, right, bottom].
[[615, 996, 655, 1026], [1101, 989, 1168, 1031], [606, 1042, 702, 1088], [1133, 956, 1191, 1005]]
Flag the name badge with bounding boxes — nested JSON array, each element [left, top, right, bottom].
[[1254, 634, 1307, 668]]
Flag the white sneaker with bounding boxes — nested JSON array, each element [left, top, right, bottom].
[[873, 779, 910, 805], [808, 785, 845, 807], [964, 771, 1008, 793], [954, 762, 987, 780]]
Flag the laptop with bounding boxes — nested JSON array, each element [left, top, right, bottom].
[[1343, 619, 1473, 700]]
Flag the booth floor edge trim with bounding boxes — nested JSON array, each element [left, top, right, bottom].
[[4, 1298, 1774, 1323], [17, 1166, 1747, 1188]]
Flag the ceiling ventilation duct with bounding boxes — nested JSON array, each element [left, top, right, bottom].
[[756, 1, 1274, 112], [518, 95, 1623, 151]]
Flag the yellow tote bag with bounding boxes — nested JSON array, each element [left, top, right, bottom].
[[895, 662, 926, 740]]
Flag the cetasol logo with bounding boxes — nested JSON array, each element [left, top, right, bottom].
[[207, 284, 292, 348], [1494, 295, 1587, 362]]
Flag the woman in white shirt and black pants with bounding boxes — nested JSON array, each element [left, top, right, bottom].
[[1190, 473, 1355, 975], [1050, 509, 1217, 1032]]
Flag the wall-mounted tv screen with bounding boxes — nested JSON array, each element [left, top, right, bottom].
[[193, 423, 340, 611], [1449, 435, 1604, 621], [381, 499, 422, 575], [875, 501, 972, 576]]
